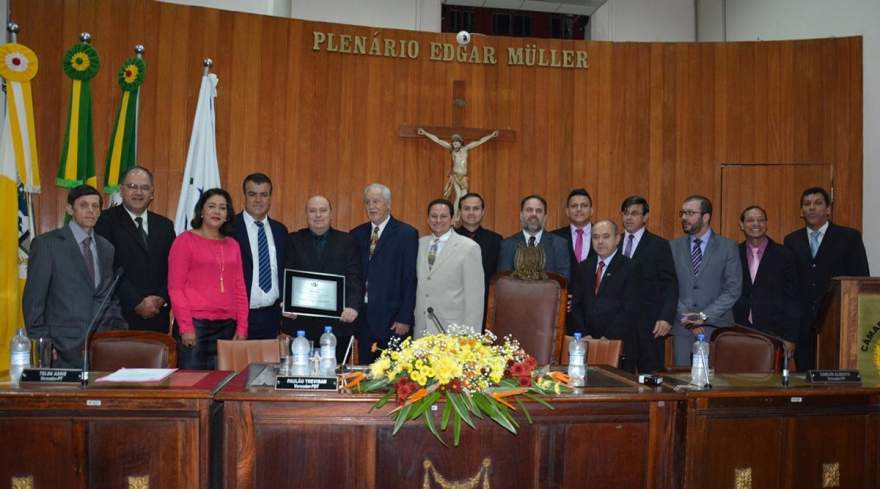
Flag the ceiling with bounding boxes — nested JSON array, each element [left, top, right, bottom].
[[441, 0, 608, 16]]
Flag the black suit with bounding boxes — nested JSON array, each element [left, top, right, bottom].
[[231, 213, 288, 339], [733, 239, 800, 342], [94, 205, 175, 333], [551, 225, 596, 282], [454, 226, 501, 328], [570, 253, 640, 371], [282, 227, 364, 361], [617, 230, 678, 373], [784, 223, 869, 369]]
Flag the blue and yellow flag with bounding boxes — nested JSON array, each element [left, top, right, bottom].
[[57, 41, 99, 188]]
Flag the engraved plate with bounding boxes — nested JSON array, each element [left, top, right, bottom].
[[734, 467, 752, 489], [283, 269, 345, 319]]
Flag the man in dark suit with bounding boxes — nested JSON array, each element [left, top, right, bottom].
[[454, 192, 501, 329], [498, 195, 571, 280], [570, 220, 639, 371], [551, 188, 596, 281], [24, 185, 127, 368], [618, 196, 678, 373], [95, 166, 175, 333], [351, 183, 418, 363], [231, 173, 288, 339], [282, 195, 363, 362], [734, 206, 800, 345], [784, 187, 869, 369]]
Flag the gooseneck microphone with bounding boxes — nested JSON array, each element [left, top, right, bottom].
[[426, 307, 447, 334], [81, 268, 125, 386]]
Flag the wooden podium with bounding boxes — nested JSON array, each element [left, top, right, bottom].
[[816, 277, 880, 369]]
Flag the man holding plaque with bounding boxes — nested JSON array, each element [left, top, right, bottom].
[[414, 199, 484, 338], [351, 183, 418, 363], [282, 195, 363, 362]]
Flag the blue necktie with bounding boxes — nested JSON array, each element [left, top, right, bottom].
[[809, 230, 820, 258], [256, 221, 272, 293], [691, 238, 703, 276]]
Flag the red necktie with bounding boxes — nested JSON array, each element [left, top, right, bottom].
[[574, 228, 584, 263], [594, 261, 605, 295]]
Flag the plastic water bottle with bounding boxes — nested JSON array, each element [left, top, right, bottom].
[[568, 333, 586, 387], [319, 326, 337, 374], [10, 328, 31, 386], [291, 330, 310, 367], [691, 333, 710, 387]]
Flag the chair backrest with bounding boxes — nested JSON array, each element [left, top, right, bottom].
[[560, 335, 623, 368], [710, 326, 784, 374], [486, 272, 567, 365], [217, 339, 281, 372], [89, 330, 177, 371]]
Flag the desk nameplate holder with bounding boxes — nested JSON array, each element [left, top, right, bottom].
[[806, 369, 861, 384], [275, 373, 339, 390], [20, 368, 83, 383]]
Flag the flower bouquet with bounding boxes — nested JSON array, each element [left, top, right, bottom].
[[352, 329, 571, 446]]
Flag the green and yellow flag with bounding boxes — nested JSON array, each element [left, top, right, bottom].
[[57, 42, 99, 188], [103, 56, 145, 193]]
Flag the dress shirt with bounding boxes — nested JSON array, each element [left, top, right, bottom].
[[123, 205, 149, 234], [806, 221, 830, 250], [69, 221, 100, 287], [570, 223, 592, 262], [521, 229, 544, 245], [371, 215, 391, 239], [745, 238, 769, 281], [622, 226, 646, 257], [595, 249, 618, 282], [430, 228, 454, 257], [689, 228, 713, 257], [242, 211, 279, 308]]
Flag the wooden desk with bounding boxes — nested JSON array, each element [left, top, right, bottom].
[[0, 370, 232, 489], [217, 365, 682, 489], [678, 373, 880, 489]]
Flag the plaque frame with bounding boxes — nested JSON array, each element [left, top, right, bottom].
[[282, 269, 345, 319]]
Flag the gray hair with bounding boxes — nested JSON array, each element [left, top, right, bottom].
[[363, 183, 392, 203]]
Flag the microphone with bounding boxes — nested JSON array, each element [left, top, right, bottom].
[[426, 307, 447, 334], [81, 268, 125, 386]]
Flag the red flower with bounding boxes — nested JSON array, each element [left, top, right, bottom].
[[448, 379, 463, 393], [517, 374, 532, 387], [524, 356, 537, 370], [510, 362, 526, 376]]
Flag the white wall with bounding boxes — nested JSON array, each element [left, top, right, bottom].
[[704, 0, 880, 273], [591, 0, 696, 42], [290, 0, 441, 31], [160, 0, 291, 17]]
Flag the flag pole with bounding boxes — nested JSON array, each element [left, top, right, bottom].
[[203, 57, 213, 75]]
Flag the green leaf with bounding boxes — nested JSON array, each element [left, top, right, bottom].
[[359, 377, 391, 392], [392, 404, 413, 435], [423, 407, 448, 446], [447, 393, 475, 429], [411, 392, 441, 420], [516, 398, 533, 424], [371, 390, 395, 412], [473, 393, 517, 434], [462, 392, 484, 418], [440, 399, 452, 431], [453, 409, 462, 446], [523, 392, 554, 410]]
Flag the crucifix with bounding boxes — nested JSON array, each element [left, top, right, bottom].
[[400, 80, 516, 220]]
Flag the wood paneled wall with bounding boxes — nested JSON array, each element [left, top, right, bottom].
[[12, 0, 862, 242]]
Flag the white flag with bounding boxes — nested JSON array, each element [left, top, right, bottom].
[[174, 73, 221, 234]]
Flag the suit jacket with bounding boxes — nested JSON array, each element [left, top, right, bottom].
[[784, 223, 870, 329], [733, 239, 800, 342], [231, 213, 288, 303], [497, 230, 571, 281], [569, 253, 639, 342], [670, 231, 742, 365], [351, 216, 419, 340], [282, 227, 364, 337], [414, 232, 485, 338], [23, 225, 127, 368], [551, 225, 596, 281], [618, 230, 678, 328], [94, 205, 175, 332]]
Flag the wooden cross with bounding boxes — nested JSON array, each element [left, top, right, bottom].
[[399, 80, 516, 142]]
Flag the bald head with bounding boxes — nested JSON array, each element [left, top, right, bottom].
[[591, 219, 621, 259], [306, 195, 332, 235]]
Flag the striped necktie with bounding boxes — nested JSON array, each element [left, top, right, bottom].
[[428, 238, 439, 269], [369, 226, 380, 258], [691, 238, 703, 276], [255, 221, 272, 293]]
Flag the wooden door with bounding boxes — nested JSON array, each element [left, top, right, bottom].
[[719, 164, 832, 242]]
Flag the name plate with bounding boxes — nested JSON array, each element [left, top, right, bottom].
[[276, 375, 339, 390], [806, 369, 862, 384], [20, 368, 83, 383]]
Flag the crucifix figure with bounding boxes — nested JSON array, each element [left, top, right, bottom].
[[417, 127, 498, 217], [400, 80, 516, 221]]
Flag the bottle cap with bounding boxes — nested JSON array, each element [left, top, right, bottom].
[[296, 330, 305, 337], [573, 332, 582, 340], [696, 333, 705, 341], [324, 326, 333, 333]]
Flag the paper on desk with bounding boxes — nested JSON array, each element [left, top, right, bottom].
[[95, 368, 177, 383]]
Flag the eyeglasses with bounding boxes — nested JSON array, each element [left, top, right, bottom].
[[124, 183, 153, 192], [679, 210, 704, 218]]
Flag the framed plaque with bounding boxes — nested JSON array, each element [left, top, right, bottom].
[[283, 269, 345, 319]]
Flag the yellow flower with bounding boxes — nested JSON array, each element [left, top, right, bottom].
[[122, 63, 139, 84], [70, 52, 90, 71], [370, 357, 391, 378]]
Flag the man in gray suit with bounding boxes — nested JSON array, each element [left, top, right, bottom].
[[23, 185, 127, 368], [669, 195, 742, 366], [498, 195, 571, 280]]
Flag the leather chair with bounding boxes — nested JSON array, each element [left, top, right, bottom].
[[560, 335, 623, 368], [217, 339, 281, 372], [710, 325, 793, 374], [486, 272, 567, 365], [89, 330, 177, 371]]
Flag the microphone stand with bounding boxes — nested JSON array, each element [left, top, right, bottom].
[[426, 307, 447, 334], [81, 269, 125, 387]]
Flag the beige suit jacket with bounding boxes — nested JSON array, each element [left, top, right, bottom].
[[414, 231, 484, 338]]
